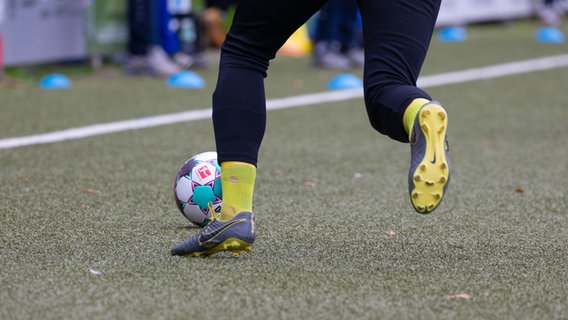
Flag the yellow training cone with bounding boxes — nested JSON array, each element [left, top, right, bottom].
[[278, 24, 313, 57]]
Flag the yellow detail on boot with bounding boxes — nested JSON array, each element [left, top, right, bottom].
[[218, 162, 256, 221], [403, 98, 430, 138]]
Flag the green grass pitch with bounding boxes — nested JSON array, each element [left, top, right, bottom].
[[1, 19, 567, 319]]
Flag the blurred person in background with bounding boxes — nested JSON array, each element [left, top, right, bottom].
[[537, 0, 564, 26], [125, 0, 180, 77], [312, 0, 364, 70], [202, 0, 238, 48]]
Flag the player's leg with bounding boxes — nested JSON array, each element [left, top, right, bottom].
[[171, 0, 326, 256], [212, 0, 326, 221], [358, 0, 450, 213]]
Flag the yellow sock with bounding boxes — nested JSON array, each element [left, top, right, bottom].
[[403, 98, 430, 138], [218, 161, 256, 221]]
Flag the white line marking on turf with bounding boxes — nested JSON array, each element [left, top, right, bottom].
[[3, 54, 568, 150]]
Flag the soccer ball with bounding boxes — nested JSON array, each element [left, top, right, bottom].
[[174, 151, 222, 227]]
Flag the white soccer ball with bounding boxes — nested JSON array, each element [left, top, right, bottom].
[[174, 151, 222, 227]]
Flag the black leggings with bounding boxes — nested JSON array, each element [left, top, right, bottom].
[[212, 0, 442, 165]]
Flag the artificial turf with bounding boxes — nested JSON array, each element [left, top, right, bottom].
[[1, 19, 567, 319]]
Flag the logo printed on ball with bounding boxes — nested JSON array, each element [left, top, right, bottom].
[[197, 165, 212, 179]]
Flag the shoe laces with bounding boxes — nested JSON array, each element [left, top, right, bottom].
[[207, 202, 220, 222]]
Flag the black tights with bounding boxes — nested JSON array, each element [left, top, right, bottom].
[[212, 0, 442, 165]]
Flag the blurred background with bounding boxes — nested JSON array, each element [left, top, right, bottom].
[[0, 0, 566, 78]]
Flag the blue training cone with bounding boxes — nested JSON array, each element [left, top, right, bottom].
[[535, 26, 565, 43], [327, 73, 363, 90], [39, 74, 71, 89], [437, 26, 467, 42], [167, 71, 205, 89]]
